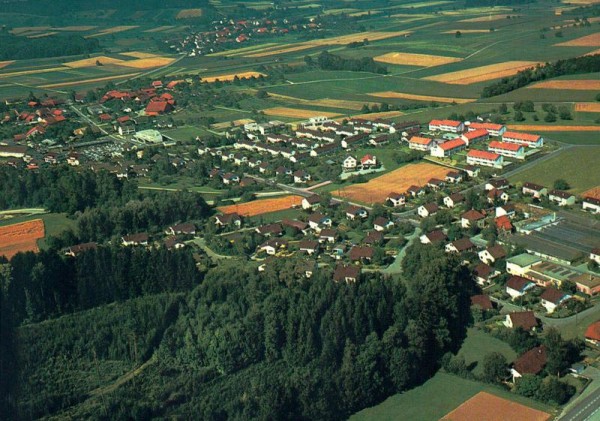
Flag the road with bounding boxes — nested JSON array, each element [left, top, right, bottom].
[[559, 387, 600, 421]]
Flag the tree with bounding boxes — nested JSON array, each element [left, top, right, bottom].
[[514, 110, 525, 121], [455, 31, 462, 38], [515, 374, 542, 398], [481, 352, 508, 383], [255, 90, 269, 99], [538, 376, 575, 405], [553, 179, 570, 190], [499, 103, 508, 114], [558, 106, 572, 120], [544, 112, 556, 123]]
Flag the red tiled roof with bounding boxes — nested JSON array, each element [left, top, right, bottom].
[[469, 122, 504, 131], [540, 287, 568, 304], [409, 136, 433, 145], [503, 131, 541, 142], [145, 101, 170, 114], [471, 294, 493, 310], [508, 311, 537, 331], [439, 139, 466, 151], [462, 209, 485, 221], [585, 321, 600, 342], [513, 346, 547, 375], [489, 141, 522, 151], [463, 128, 489, 139], [507, 276, 532, 291], [495, 215, 513, 231], [430, 119, 462, 127], [468, 149, 501, 161]]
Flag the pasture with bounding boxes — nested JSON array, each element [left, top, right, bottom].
[[217, 195, 304, 217]]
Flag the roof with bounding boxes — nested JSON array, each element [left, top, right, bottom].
[[122, 233, 149, 243], [438, 138, 467, 151], [430, 119, 462, 127], [333, 264, 360, 282], [489, 141, 523, 151], [503, 131, 541, 142], [463, 128, 489, 139], [487, 245, 507, 259], [409, 136, 433, 145], [387, 191, 405, 200], [495, 215, 513, 231], [540, 287, 568, 304], [426, 230, 447, 242], [474, 263, 493, 278], [469, 122, 504, 131], [468, 149, 501, 161], [449, 192, 465, 202], [145, 100, 170, 114], [549, 190, 574, 199], [299, 240, 319, 250], [471, 294, 493, 310], [584, 197, 600, 205], [452, 237, 475, 252], [364, 230, 384, 244], [374, 216, 391, 226], [422, 203, 439, 213], [462, 209, 485, 221], [513, 346, 547, 375], [507, 253, 542, 267], [349, 245, 374, 261], [523, 182, 545, 191], [585, 321, 600, 342], [508, 311, 538, 331], [507, 275, 533, 292]]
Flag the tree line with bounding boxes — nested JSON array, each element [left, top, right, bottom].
[[306, 51, 388, 74]]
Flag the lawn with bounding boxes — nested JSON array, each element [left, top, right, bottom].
[[509, 146, 600, 194], [456, 328, 517, 376]]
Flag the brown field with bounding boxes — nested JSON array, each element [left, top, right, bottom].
[[374, 52, 462, 67], [0, 61, 14, 70], [555, 32, 600, 46], [85, 26, 139, 38], [201, 71, 266, 82], [217, 195, 304, 217], [507, 124, 600, 131], [118, 57, 176, 68], [176, 8, 203, 19], [583, 186, 600, 199], [212, 118, 255, 130], [575, 102, 600, 112], [346, 110, 405, 120], [266, 92, 376, 110], [424, 61, 539, 84], [27, 32, 58, 38], [144, 26, 176, 33], [336, 163, 450, 204], [64, 55, 173, 69], [441, 29, 493, 33], [40, 73, 141, 88], [0, 219, 45, 260], [441, 392, 550, 421], [460, 14, 519, 22], [368, 91, 476, 103], [262, 107, 341, 119], [120, 51, 159, 58], [529, 80, 600, 90], [584, 48, 600, 56]]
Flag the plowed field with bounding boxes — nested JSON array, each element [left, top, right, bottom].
[[441, 392, 550, 421], [425, 61, 538, 84], [0, 219, 45, 259], [555, 32, 600, 46], [217, 195, 304, 217], [575, 103, 600, 112]]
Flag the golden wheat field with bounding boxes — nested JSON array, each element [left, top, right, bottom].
[[374, 52, 462, 66], [368, 92, 476, 103], [529, 80, 600, 90], [176, 9, 203, 19], [265, 93, 376, 111], [245, 44, 318, 57], [201, 71, 265, 82], [120, 51, 160, 59], [262, 107, 341, 119], [118, 57, 176, 68], [424, 61, 539, 84], [460, 14, 519, 22], [575, 103, 600, 112], [555, 32, 600, 46]]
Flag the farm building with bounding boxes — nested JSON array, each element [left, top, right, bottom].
[[430, 139, 467, 158], [502, 131, 544, 148], [488, 141, 525, 159], [466, 150, 504, 168]]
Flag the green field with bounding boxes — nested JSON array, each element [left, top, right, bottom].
[[510, 146, 600, 194], [456, 328, 517, 376]]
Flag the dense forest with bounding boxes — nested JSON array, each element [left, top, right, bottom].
[[307, 51, 388, 74], [481, 54, 600, 97], [0, 35, 100, 61]]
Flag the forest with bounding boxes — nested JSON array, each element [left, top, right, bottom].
[[308, 51, 389, 74], [0, 34, 100, 61]]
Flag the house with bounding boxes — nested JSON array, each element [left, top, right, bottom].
[[343, 155, 358, 171], [461, 209, 485, 228], [445, 237, 476, 253], [503, 311, 538, 331], [487, 189, 510, 204], [427, 178, 445, 190], [215, 213, 242, 228], [65, 242, 97, 257], [221, 173, 240, 185], [488, 141, 526, 159], [341, 133, 368, 149], [167, 223, 196, 235], [461, 128, 489, 146], [164, 237, 186, 250], [444, 193, 465, 208], [466, 150, 504, 169], [506, 253, 542, 276], [496, 215, 514, 232], [302, 195, 321, 210], [430, 139, 467, 158], [387, 192, 406, 207], [406, 185, 425, 197], [540, 288, 571, 313], [255, 223, 283, 237], [582, 197, 600, 214], [496, 204, 516, 218], [346, 205, 368, 220], [361, 154, 377, 168], [0, 146, 27, 158], [591, 249, 600, 265], [506, 275, 535, 299], [471, 294, 493, 311], [418, 203, 439, 218], [420, 229, 447, 245], [549, 190, 576, 206], [473, 263, 499, 285], [408, 136, 434, 151], [502, 131, 544, 148], [308, 213, 332, 231], [260, 238, 288, 255], [522, 182, 547, 198], [511, 346, 547, 381], [281, 219, 309, 235], [364, 231, 384, 245], [333, 264, 360, 283], [299, 240, 320, 255], [463, 165, 480, 178], [479, 245, 507, 265], [122, 233, 149, 246], [468, 122, 506, 137], [145, 100, 173, 116], [485, 179, 510, 191], [369, 134, 389, 146], [445, 171, 463, 184], [293, 170, 311, 184], [373, 216, 394, 231], [318, 229, 338, 243], [428, 119, 464, 133], [349, 246, 374, 263], [584, 321, 600, 347]]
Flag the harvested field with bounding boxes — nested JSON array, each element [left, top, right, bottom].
[[424, 61, 538, 84], [120, 51, 159, 58], [0, 219, 45, 259], [40, 73, 141, 88], [374, 52, 461, 67], [85, 26, 139, 38], [64, 56, 127, 68], [441, 392, 550, 421], [201, 71, 265, 82], [583, 186, 600, 199], [369, 91, 476, 103], [575, 102, 600, 112], [441, 29, 493, 33], [460, 14, 518, 22], [217, 195, 303, 217], [0, 61, 14, 70], [267, 92, 375, 110], [64, 55, 173, 69], [529, 80, 600, 90], [336, 163, 450, 204], [118, 57, 175, 68], [245, 44, 317, 57], [144, 26, 176, 33], [0, 67, 66, 78], [555, 32, 600, 46], [55, 26, 96, 31], [262, 107, 341, 119], [10, 26, 51, 35], [347, 110, 404, 120], [27, 32, 58, 38], [212, 118, 255, 130], [176, 8, 203, 19], [507, 124, 600, 131]]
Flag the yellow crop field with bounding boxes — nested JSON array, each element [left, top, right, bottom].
[[64, 56, 127, 68], [64, 55, 173, 69], [575, 103, 600, 112], [262, 107, 341, 119], [176, 9, 203, 19], [460, 14, 519, 22], [265, 92, 375, 111], [120, 51, 159, 58], [555, 32, 600, 46], [368, 92, 476, 103], [374, 52, 462, 66], [144, 26, 176, 33], [424, 61, 539, 84], [201, 71, 266, 82], [85, 26, 139, 38], [0, 61, 15, 70], [55, 26, 97, 31], [118, 57, 176, 68], [529, 80, 600, 90], [347, 110, 404, 120], [27, 32, 58, 38], [10, 26, 51, 35], [40, 73, 141, 89], [507, 125, 600, 131]]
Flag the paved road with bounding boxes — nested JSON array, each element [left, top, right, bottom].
[[559, 387, 600, 421]]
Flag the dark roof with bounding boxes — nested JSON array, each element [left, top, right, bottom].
[[523, 182, 545, 191], [449, 193, 465, 202], [452, 237, 475, 252], [471, 294, 493, 310], [281, 219, 307, 231], [257, 223, 283, 235], [364, 230, 384, 244], [508, 311, 538, 331], [304, 195, 321, 205], [68, 242, 97, 254], [170, 222, 196, 234], [216, 213, 241, 223], [549, 190, 574, 199], [513, 346, 547, 375], [319, 229, 338, 238], [122, 233, 149, 243], [423, 203, 439, 213], [426, 230, 447, 243], [462, 209, 485, 221], [308, 213, 329, 224], [374, 216, 391, 227], [333, 264, 360, 282], [299, 240, 319, 250], [474, 263, 493, 279], [584, 197, 600, 206], [349, 246, 374, 261], [507, 275, 533, 292], [540, 287, 568, 304], [487, 245, 507, 259], [488, 178, 509, 188]]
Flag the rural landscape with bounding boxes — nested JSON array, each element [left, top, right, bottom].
[[0, 0, 599, 419]]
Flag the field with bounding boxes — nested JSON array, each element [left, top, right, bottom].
[[0, 61, 14, 69], [555, 32, 600, 47], [64, 56, 175, 69], [441, 29, 492, 34], [374, 52, 462, 67], [176, 9, 203, 19], [459, 14, 518, 22], [120, 51, 161, 59], [40, 73, 141, 89], [424, 61, 539, 84], [85, 26, 139, 38], [368, 91, 476, 103], [217, 195, 304, 217], [582, 186, 600, 199], [456, 328, 516, 377], [336, 162, 450, 204], [201, 71, 265, 82], [507, 125, 600, 131], [575, 103, 600, 112], [441, 392, 551, 421], [266, 93, 376, 111], [0, 219, 45, 259], [529, 80, 600, 90], [345, 110, 405, 120], [262, 107, 341, 118], [211, 118, 255, 130], [509, 146, 600, 193]]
